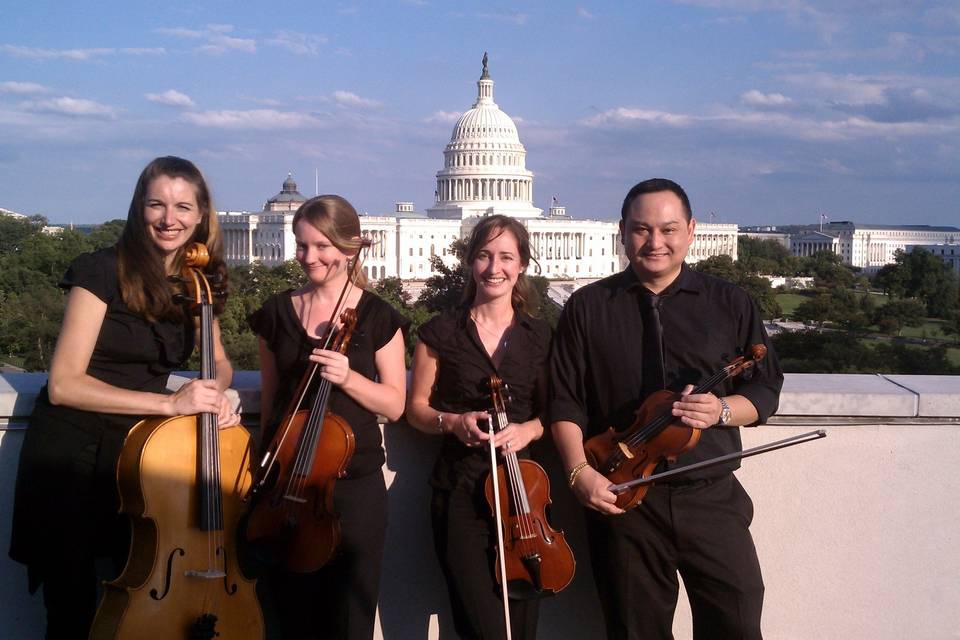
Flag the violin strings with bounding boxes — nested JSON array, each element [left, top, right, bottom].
[[277, 243, 369, 523], [617, 358, 760, 464], [494, 404, 535, 552]]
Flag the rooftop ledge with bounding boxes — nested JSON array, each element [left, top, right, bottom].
[[2, 371, 959, 639], [2, 371, 959, 427]]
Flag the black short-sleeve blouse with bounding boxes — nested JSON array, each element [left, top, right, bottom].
[[417, 307, 552, 491], [60, 247, 194, 397], [249, 289, 408, 478]]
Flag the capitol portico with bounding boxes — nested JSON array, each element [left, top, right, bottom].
[[217, 55, 738, 281]]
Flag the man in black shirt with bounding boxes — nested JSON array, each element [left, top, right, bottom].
[[549, 178, 783, 639]]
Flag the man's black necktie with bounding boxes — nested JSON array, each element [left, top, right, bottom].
[[641, 292, 665, 397]]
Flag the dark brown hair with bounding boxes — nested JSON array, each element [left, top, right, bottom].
[[461, 214, 539, 316], [117, 156, 226, 321]]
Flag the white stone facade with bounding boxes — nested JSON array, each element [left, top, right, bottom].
[[688, 223, 738, 263], [790, 223, 960, 273]]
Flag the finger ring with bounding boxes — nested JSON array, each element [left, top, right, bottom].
[[505, 440, 512, 449]]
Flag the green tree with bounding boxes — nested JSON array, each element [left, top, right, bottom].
[[692, 255, 780, 319], [737, 236, 798, 276], [417, 239, 467, 312], [792, 294, 834, 328], [0, 287, 65, 370], [87, 219, 126, 249], [942, 310, 960, 345], [873, 248, 960, 318], [373, 276, 411, 309], [528, 274, 560, 328], [0, 214, 47, 253], [799, 251, 855, 289], [874, 299, 925, 336], [692, 254, 739, 282]]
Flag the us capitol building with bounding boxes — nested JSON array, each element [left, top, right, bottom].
[[218, 56, 738, 281]]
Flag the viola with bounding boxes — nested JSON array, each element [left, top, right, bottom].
[[244, 240, 371, 573], [584, 344, 767, 511], [484, 374, 576, 599], [90, 243, 264, 640]]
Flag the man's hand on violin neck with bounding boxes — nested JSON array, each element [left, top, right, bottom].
[[672, 385, 723, 430]]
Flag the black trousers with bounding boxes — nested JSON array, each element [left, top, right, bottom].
[[9, 405, 129, 640], [586, 474, 764, 640], [431, 484, 540, 640], [259, 470, 388, 640]]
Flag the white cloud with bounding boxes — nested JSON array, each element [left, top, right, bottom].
[[156, 27, 205, 38], [0, 81, 49, 94], [267, 31, 328, 56], [582, 107, 695, 127], [21, 97, 118, 118], [182, 109, 323, 130], [333, 91, 382, 108], [577, 7, 596, 19], [156, 25, 256, 54], [581, 102, 960, 143], [740, 90, 792, 106], [476, 11, 528, 26], [1, 45, 164, 60], [199, 34, 256, 55], [146, 90, 196, 108], [1, 45, 115, 60], [121, 47, 166, 56], [425, 110, 462, 124]]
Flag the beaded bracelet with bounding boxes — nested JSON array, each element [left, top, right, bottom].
[[567, 461, 590, 489]]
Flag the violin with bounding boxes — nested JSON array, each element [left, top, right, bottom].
[[484, 375, 575, 599], [91, 243, 264, 639], [584, 345, 767, 511], [244, 244, 370, 573]]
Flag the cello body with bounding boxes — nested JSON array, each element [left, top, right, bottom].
[[89, 416, 264, 640]]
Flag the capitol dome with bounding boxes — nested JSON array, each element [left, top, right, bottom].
[[427, 53, 541, 220], [264, 173, 307, 212]]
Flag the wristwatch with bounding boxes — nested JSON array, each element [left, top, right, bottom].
[[717, 397, 732, 426]]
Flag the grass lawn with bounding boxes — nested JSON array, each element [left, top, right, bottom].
[[774, 293, 808, 317], [949, 348, 960, 367]]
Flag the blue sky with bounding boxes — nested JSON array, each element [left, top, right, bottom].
[[1, 1, 958, 226]]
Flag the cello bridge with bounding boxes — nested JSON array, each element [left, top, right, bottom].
[[185, 569, 227, 579]]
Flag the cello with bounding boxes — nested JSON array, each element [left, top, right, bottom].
[[244, 240, 370, 572], [484, 375, 575, 599], [90, 243, 264, 639]]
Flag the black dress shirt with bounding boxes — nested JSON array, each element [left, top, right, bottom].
[[417, 307, 552, 491], [549, 264, 783, 480]]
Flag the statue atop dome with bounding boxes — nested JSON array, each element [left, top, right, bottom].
[[481, 51, 490, 79]]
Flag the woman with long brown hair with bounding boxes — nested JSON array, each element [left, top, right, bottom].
[[8, 156, 240, 639], [407, 214, 551, 639], [248, 194, 407, 639]]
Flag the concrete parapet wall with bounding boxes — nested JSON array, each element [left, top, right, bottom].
[[1, 372, 958, 639]]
